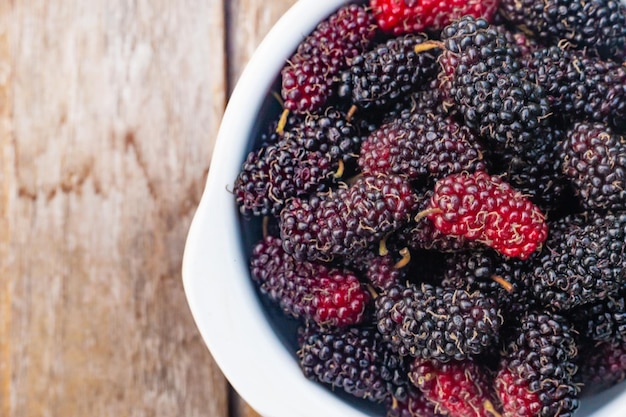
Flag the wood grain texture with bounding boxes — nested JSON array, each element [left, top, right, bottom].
[[1, 0, 305, 415], [0, 1, 13, 415], [1, 1, 229, 416], [226, 0, 297, 93]]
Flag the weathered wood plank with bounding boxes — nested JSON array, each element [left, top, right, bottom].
[[0, 1, 13, 415], [226, 0, 298, 92], [1, 1, 229, 416]]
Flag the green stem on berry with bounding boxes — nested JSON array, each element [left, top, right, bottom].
[[394, 248, 411, 269], [414, 40, 444, 54], [276, 108, 290, 135]]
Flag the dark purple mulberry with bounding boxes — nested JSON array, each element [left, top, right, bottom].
[[280, 174, 419, 263], [498, 0, 626, 61], [528, 211, 626, 311], [298, 324, 409, 403], [375, 283, 502, 362], [577, 340, 626, 396], [234, 138, 336, 217], [524, 46, 626, 130], [561, 122, 626, 211], [435, 17, 565, 213], [250, 235, 370, 327], [358, 113, 487, 183], [339, 34, 440, 112]]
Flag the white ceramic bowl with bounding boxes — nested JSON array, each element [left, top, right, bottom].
[[182, 1, 626, 416]]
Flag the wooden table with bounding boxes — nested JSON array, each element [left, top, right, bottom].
[[0, 0, 297, 415]]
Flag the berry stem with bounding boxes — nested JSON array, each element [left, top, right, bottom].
[[483, 399, 502, 417], [491, 275, 514, 293], [394, 247, 411, 269], [271, 90, 284, 107], [390, 396, 399, 410], [346, 104, 358, 122], [262, 216, 269, 239], [414, 40, 444, 54], [333, 160, 345, 179], [379, 236, 390, 256], [366, 283, 379, 300], [414, 207, 443, 222], [345, 172, 363, 187], [276, 108, 290, 135]]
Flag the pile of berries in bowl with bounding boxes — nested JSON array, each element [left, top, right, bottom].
[[183, 0, 626, 416]]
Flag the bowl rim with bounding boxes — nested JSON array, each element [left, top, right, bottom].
[[182, 1, 376, 416], [182, 0, 626, 415]]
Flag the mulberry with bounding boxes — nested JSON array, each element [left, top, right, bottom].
[[437, 16, 555, 159], [495, 311, 579, 417], [528, 211, 626, 311], [358, 113, 487, 182], [281, 4, 376, 114], [234, 138, 335, 217], [498, 0, 626, 61], [280, 174, 419, 262], [375, 283, 502, 361], [370, 0, 500, 35], [561, 122, 626, 211], [409, 357, 501, 417], [423, 170, 549, 260], [250, 235, 369, 327], [524, 46, 626, 129], [339, 34, 440, 112], [298, 324, 408, 402]]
